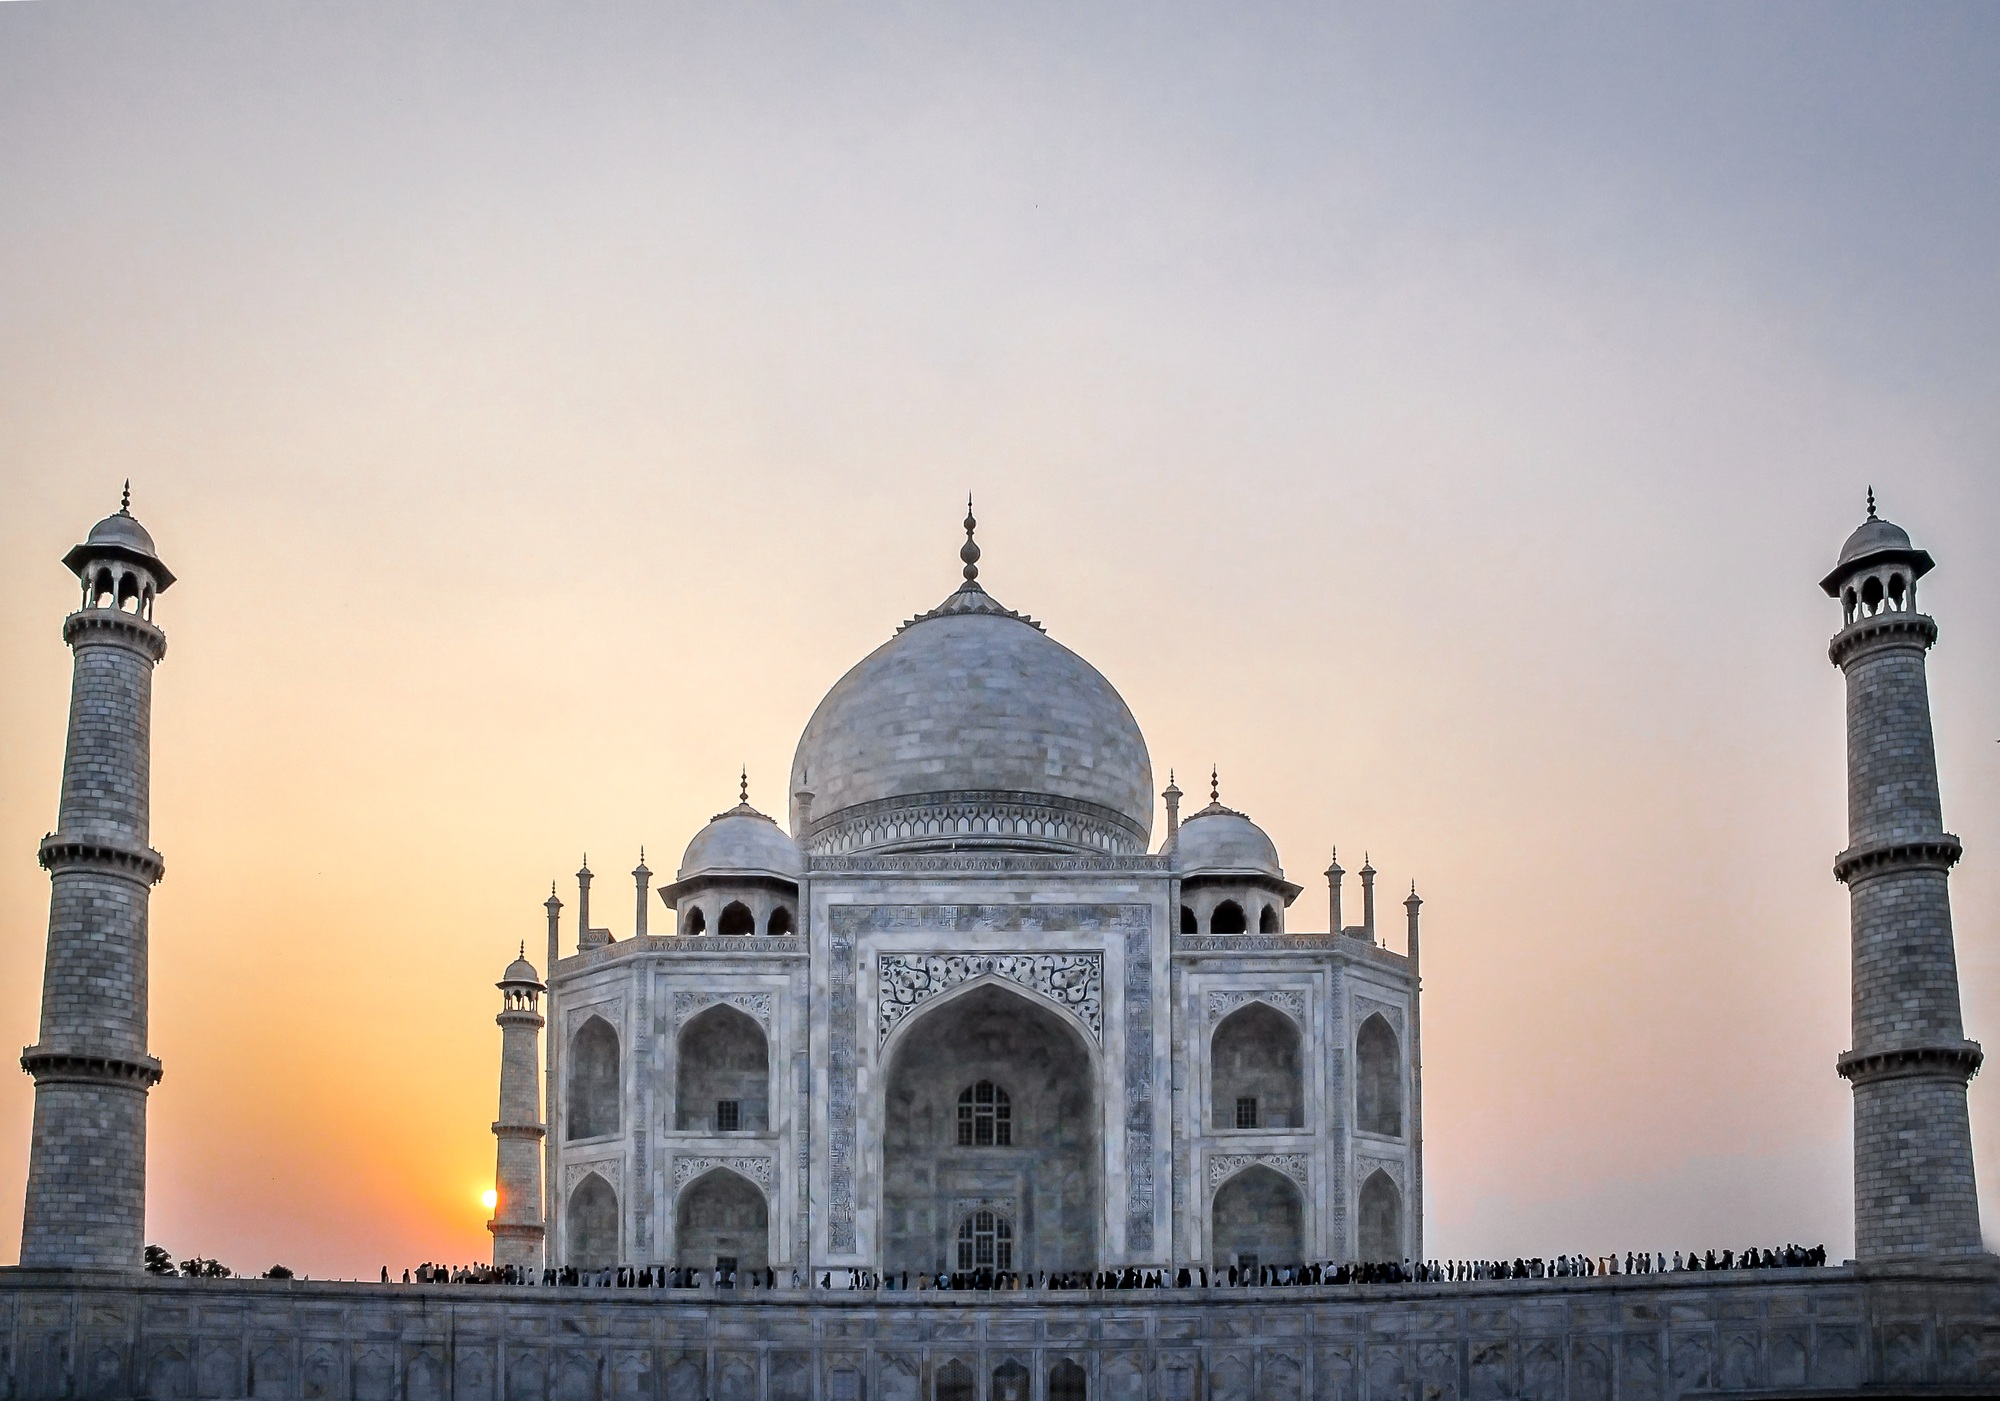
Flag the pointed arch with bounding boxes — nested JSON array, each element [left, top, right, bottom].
[[674, 1167, 768, 1271], [567, 1015, 620, 1140], [718, 900, 755, 937], [1356, 1014, 1402, 1137], [565, 1171, 618, 1269], [1210, 1163, 1303, 1270], [1210, 900, 1247, 934], [1358, 1168, 1402, 1262], [1212, 1001, 1302, 1130], [676, 1003, 768, 1132]]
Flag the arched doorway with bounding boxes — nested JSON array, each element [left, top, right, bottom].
[[1355, 1015, 1403, 1137], [1358, 1169, 1402, 1261], [675, 1168, 769, 1272], [882, 983, 1099, 1275], [566, 1172, 618, 1269], [1209, 1164, 1303, 1270]]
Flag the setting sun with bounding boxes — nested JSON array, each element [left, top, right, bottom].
[[481, 1189, 497, 1212]]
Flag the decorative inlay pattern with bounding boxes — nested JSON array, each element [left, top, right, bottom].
[[877, 953, 1102, 1045], [828, 916, 858, 1253], [673, 1155, 774, 1191], [1206, 989, 1307, 1026], [1124, 915, 1155, 1254], [564, 1159, 619, 1197], [1177, 934, 1384, 952], [566, 999, 624, 1037], [1353, 995, 1405, 1041], [1357, 1155, 1404, 1194], [1209, 1154, 1309, 1191], [672, 990, 774, 1028]]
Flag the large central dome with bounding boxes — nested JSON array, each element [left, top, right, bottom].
[[789, 570, 1154, 857]]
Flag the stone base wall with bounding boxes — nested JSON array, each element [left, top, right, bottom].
[[0, 1260, 1995, 1400]]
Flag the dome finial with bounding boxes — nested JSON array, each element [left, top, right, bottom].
[[960, 494, 981, 583], [1866, 485, 1877, 519], [119, 479, 131, 514], [519, 940, 525, 959], [740, 766, 750, 804], [1210, 765, 1220, 803]]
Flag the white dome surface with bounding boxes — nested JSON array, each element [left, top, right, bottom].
[[1174, 804, 1282, 876], [678, 804, 804, 880], [790, 590, 1153, 853]]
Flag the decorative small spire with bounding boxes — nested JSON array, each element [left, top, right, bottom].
[[740, 766, 750, 804], [519, 941, 526, 959], [960, 494, 981, 584], [119, 479, 131, 514], [1866, 485, 1877, 519], [1210, 765, 1220, 804]]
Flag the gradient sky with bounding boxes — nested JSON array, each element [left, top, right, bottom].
[[1, 2, 1996, 1278]]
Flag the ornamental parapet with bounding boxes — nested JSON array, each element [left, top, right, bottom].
[[21, 1046, 163, 1089], [1827, 611, 1936, 668], [63, 608, 167, 660], [37, 834, 165, 885], [1833, 833, 1961, 885], [804, 789, 1149, 858], [810, 851, 1168, 876], [1837, 1040, 1983, 1086]]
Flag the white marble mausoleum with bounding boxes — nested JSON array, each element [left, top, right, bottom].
[[505, 508, 1425, 1279]]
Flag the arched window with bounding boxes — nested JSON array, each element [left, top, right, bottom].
[[956, 1081, 1011, 1146], [1888, 573, 1907, 609], [1356, 1014, 1403, 1137], [1180, 905, 1197, 934], [1258, 904, 1280, 933], [992, 1361, 1029, 1401], [1211, 1002, 1303, 1131], [1358, 1169, 1402, 1262], [1843, 587, 1858, 623], [1049, 1360, 1087, 1401], [956, 1210, 1013, 1269], [567, 1016, 620, 1140], [94, 568, 114, 608], [935, 1361, 975, 1401], [117, 572, 140, 612], [682, 906, 706, 936], [718, 901, 755, 937], [1861, 575, 1884, 614], [1210, 900, 1246, 934], [766, 906, 794, 936], [565, 1172, 618, 1269], [676, 1004, 769, 1132]]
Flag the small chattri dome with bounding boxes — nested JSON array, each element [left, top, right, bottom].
[[1819, 490, 1934, 597], [1174, 802, 1282, 877], [678, 799, 805, 881], [501, 954, 541, 986], [63, 487, 177, 590]]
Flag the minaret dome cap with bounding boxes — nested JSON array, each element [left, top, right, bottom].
[[1820, 502, 1933, 597], [63, 495, 176, 591]]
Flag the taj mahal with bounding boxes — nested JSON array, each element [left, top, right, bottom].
[[1, 488, 1995, 1401], [508, 503, 1423, 1282]]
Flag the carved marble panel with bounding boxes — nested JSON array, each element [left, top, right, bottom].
[[673, 1156, 775, 1191], [877, 952, 1102, 1044]]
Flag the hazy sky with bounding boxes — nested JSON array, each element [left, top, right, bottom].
[[2, 3, 1996, 1276]]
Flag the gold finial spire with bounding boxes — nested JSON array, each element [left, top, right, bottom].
[[740, 766, 749, 804], [1210, 765, 1220, 804]]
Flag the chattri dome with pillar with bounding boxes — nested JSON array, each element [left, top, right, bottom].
[[520, 501, 1427, 1281]]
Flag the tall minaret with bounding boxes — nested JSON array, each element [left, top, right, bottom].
[[20, 490, 174, 1269], [489, 946, 547, 1271], [1821, 492, 1983, 1258]]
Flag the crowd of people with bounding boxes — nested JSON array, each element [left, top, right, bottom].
[[378, 1245, 1826, 1292]]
